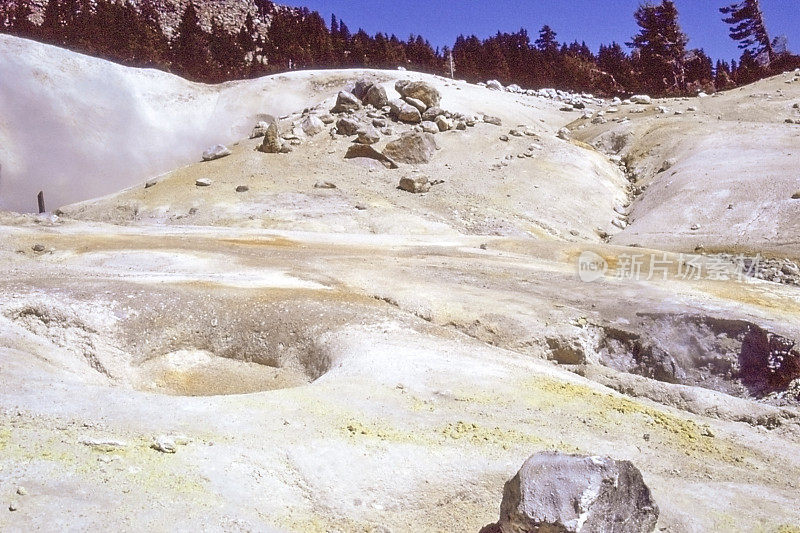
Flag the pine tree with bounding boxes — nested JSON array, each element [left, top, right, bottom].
[[720, 0, 774, 65], [535, 25, 558, 54], [628, 0, 688, 94], [171, 2, 214, 80]]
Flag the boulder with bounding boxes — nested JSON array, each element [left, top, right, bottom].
[[659, 158, 677, 172], [388, 99, 422, 123], [344, 144, 399, 169], [630, 94, 652, 104], [497, 452, 659, 533], [557, 127, 571, 140], [395, 80, 441, 108], [422, 106, 445, 122], [352, 79, 372, 100], [201, 144, 231, 161], [356, 125, 381, 145], [421, 121, 439, 134], [258, 121, 290, 153], [319, 114, 335, 125], [331, 91, 362, 113], [363, 84, 389, 108], [195, 178, 212, 187], [300, 115, 325, 136], [483, 115, 502, 126], [435, 116, 453, 131], [486, 79, 504, 91], [235, 185, 249, 192], [382, 132, 438, 164], [405, 97, 427, 113], [314, 181, 337, 189], [398, 175, 431, 193], [336, 117, 361, 136]]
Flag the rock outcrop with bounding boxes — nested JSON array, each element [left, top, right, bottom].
[[495, 452, 658, 533]]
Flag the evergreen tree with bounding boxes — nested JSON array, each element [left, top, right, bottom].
[[535, 25, 558, 54], [628, 0, 688, 94], [720, 0, 774, 65], [171, 2, 214, 80]]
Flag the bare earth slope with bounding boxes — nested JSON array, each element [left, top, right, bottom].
[[1, 35, 800, 532]]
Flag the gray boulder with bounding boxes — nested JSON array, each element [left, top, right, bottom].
[[352, 79, 372, 100], [363, 84, 389, 108], [336, 117, 361, 136], [486, 79, 504, 91], [331, 91, 362, 113], [356, 125, 381, 145], [630, 94, 652, 104], [201, 144, 231, 161], [483, 115, 503, 126], [421, 121, 439, 134], [421, 106, 445, 121], [388, 99, 422, 123], [382, 132, 438, 164], [498, 452, 658, 533], [395, 80, 441, 108], [300, 115, 325, 136]]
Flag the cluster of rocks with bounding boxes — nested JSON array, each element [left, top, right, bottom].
[[714, 254, 800, 286], [480, 78, 605, 110], [482, 451, 659, 533]]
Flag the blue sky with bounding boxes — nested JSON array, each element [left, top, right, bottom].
[[280, 1, 798, 63]]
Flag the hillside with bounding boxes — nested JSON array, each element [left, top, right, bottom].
[[1, 34, 800, 532]]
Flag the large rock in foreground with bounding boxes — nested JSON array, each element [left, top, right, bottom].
[[382, 132, 438, 164], [498, 452, 658, 533]]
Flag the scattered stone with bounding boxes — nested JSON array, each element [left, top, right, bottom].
[[8, 502, 17, 512], [336, 117, 361, 136], [195, 178, 212, 187], [435, 116, 453, 131], [421, 121, 439, 134], [300, 115, 325, 136], [499, 135, 509, 142], [792, 191, 800, 199], [509, 129, 524, 137], [630, 94, 652, 104], [235, 185, 249, 193], [250, 121, 269, 138], [691, 223, 700, 231], [557, 127, 571, 140], [32, 243, 45, 252], [496, 452, 658, 533], [331, 91, 361, 113], [456, 121, 467, 130], [483, 115, 502, 126], [79, 438, 127, 451], [382, 132, 438, 164], [687, 106, 697, 112], [486, 79, 503, 91], [314, 181, 337, 189], [351, 79, 372, 100], [144, 178, 158, 189], [372, 118, 387, 128], [201, 144, 231, 162], [395, 80, 441, 108], [354, 203, 367, 210], [16, 487, 26, 496], [319, 114, 335, 125], [398, 175, 431, 193], [345, 144, 399, 169]]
